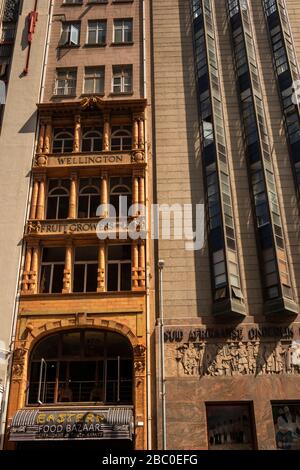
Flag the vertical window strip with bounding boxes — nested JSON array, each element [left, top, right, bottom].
[[191, 0, 244, 306], [262, 0, 300, 204], [227, 0, 294, 302]]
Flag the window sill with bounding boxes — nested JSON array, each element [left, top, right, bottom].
[[20, 290, 146, 300], [109, 92, 134, 97], [80, 92, 105, 97], [51, 94, 77, 99], [83, 43, 107, 48], [58, 44, 80, 49], [61, 2, 83, 6], [111, 42, 134, 47], [87, 1, 108, 4]]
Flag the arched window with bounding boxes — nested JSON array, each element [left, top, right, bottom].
[[82, 128, 102, 152], [78, 177, 100, 218], [52, 129, 74, 153], [111, 126, 132, 151], [27, 330, 133, 405], [110, 176, 132, 217], [46, 179, 70, 220]]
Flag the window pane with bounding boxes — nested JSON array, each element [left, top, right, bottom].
[[78, 195, 89, 218], [51, 264, 64, 293], [46, 197, 58, 219], [207, 404, 254, 450], [75, 246, 98, 261], [108, 244, 131, 261], [42, 248, 65, 262], [40, 265, 51, 293], [107, 263, 118, 291], [57, 196, 69, 219], [90, 195, 99, 217], [32, 334, 60, 360], [272, 403, 300, 450], [86, 264, 98, 292], [73, 264, 85, 292], [121, 263, 131, 291], [85, 331, 105, 357], [61, 332, 81, 356]]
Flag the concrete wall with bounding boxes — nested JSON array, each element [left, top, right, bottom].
[[0, 0, 50, 383]]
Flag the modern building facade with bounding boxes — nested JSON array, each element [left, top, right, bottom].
[[1, 0, 300, 451], [152, 0, 300, 450]]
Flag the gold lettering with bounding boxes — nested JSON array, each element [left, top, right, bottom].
[[37, 414, 46, 424]]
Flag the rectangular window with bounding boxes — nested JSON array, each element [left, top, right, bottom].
[[113, 19, 133, 44], [73, 246, 98, 293], [84, 66, 105, 94], [112, 65, 132, 94], [272, 402, 300, 450], [87, 20, 106, 45], [40, 248, 65, 294], [206, 403, 255, 450], [59, 22, 80, 46], [107, 245, 131, 291], [54, 69, 77, 96]]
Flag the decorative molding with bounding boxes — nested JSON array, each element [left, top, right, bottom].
[[176, 340, 300, 377]]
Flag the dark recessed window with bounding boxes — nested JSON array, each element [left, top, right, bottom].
[[206, 403, 255, 450], [40, 248, 65, 294], [107, 245, 131, 292]]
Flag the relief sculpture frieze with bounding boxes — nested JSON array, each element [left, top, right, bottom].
[[176, 340, 300, 377]]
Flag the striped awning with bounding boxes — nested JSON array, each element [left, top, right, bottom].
[[10, 407, 134, 442]]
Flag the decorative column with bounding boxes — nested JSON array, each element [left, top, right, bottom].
[[43, 118, 52, 154], [132, 173, 139, 216], [138, 241, 146, 288], [97, 242, 106, 292], [68, 172, 78, 219], [36, 174, 46, 220], [133, 344, 147, 450], [100, 172, 108, 217], [138, 174, 145, 214], [133, 116, 139, 150], [103, 113, 110, 151], [132, 242, 139, 290], [29, 243, 40, 294], [37, 121, 46, 153], [138, 117, 145, 150], [73, 115, 81, 152], [63, 242, 72, 293], [29, 177, 39, 220], [21, 246, 32, 293]]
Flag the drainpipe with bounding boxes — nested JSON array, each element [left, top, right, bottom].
[[142, 0, 152, 450], [158, 260, 166, 450]]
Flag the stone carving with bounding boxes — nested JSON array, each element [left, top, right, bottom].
[[35, 154, 48, 167], [80, 96, 104, 110], [27, 221, 41, 234], [12, 346, 26, 380], [133, 344, 146, 374], [176, 341, 300, 377], [131, 151, 145, 163]]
